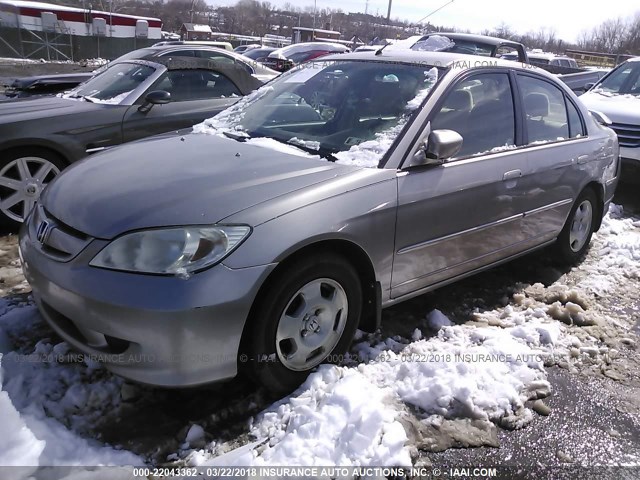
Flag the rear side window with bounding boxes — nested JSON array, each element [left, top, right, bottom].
[[518, 75, 569, 143], [566, 99, 585, 138], [196, 50, 253, 74]]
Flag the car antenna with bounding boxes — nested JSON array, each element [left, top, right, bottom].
[[375, 42, 390, 56]]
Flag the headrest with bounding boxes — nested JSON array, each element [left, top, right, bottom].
[[524, 92, 550, 117], [445, 89, 473, 111]]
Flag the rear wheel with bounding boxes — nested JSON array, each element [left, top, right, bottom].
[[241, 253, 362, 395], [554, 188, 598, 264], [0, 149, 65, 226]]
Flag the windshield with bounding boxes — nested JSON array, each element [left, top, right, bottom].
[[193, 60, 441, 167], [595, 61, 640, 95], [412, 35, 493, 56], [68, 62, 156, 103]]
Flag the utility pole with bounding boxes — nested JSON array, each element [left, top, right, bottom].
[[312, 0, 317, 30], [386, 0, 392, 22]]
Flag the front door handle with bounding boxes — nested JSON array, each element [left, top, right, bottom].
[[577, 155, 590, 165], [503, 169, 522, 181]]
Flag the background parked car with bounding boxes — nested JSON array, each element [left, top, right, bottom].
[[0, 56, 263, 225], [263, 42, 349, 72], [234, 44, 262, 54], [19, 51, 619, 394], [1, 44, 277, 99], [152, 40, 234, 51], [242, 47, 277, 64], [579, 56, 640, 181]]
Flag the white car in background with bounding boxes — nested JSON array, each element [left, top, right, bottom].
[[580, 57, 640, 179]]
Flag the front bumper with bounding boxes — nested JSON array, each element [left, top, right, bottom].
[[19, 218, 276, 387]]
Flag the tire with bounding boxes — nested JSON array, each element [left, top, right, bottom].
[[0, 148, 66, 227], [554, 188, 598, 264], [241, 253, 362, 395]]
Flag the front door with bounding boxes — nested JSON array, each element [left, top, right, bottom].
[[391, 71, 531, 298], [122, 68, 242, 143]]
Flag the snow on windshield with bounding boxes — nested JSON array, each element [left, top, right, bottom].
[[192, 85, 274, 136], [334, 67, 439, 168], [194, 66, 439, 169]]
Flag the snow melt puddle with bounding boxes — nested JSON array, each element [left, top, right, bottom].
[[0, 301, 140, 470]]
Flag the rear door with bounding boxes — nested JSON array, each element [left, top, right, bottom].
[[122, 68, 242, 143], [391, 71, 531, 298], [515, 72, 593, 238]]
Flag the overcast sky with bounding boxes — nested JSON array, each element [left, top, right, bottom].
[[213, 0, 639, 43]]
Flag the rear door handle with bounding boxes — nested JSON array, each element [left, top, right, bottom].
[[502, 169, 522, 181], [577, 155, 590, 165]]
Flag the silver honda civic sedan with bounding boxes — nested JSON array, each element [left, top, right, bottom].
[[20, 51, 620, 393]]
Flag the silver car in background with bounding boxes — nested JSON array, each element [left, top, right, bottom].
[[579, 56, 640, 179], [20, 51, 620, 394]]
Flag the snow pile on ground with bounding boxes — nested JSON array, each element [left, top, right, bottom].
[[576, 203, 640, 296], [0, 300, 140, 469], [184, 305, 576, 466]]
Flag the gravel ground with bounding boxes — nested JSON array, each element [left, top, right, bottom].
[[0, 179, 638, 473]]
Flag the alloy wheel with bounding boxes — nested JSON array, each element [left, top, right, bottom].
[[0, 156, 60, 223]]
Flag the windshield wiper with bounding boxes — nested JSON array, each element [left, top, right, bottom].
[[67, 93, 96, 103], [223, 130, 251, 142], [272, 137, 339, 162]]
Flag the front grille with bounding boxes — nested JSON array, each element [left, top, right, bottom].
[[31, 205, 93, 261], [610, 122, 640, 148]]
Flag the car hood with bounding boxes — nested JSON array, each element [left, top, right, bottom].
[[580, 91, 640, 124], [10, 72, 94, 89], [0, 95, 102, 123], [41, 132, 361, 239]]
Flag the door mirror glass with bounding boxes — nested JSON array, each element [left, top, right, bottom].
[[411, 129, 463, 167], [584, 82, 595, 91]]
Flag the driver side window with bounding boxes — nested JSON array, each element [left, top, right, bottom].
[[149, 69, 241, 102], [431, 73, 515, 158]]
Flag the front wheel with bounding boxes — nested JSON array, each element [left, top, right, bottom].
[[241, 253, 362, 395], [0, 149, 65, 226], [554, 188, 598, 264]]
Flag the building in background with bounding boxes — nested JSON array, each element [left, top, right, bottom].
[[0, 0, 162, 38]]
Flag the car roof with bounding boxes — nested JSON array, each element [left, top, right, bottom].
[[131, 45, 279, 75], [422, 32, 524, 47], [122, 57, 263, 93], [316, 50, 565, 83], [321, 49, 543, 72]]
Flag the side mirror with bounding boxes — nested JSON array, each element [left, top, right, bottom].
[[584, 82, 595, 91], [410, 129, 463, 167], [138, 90, 171, 113]]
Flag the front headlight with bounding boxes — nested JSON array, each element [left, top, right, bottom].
[[90, 225, 251, 275]]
